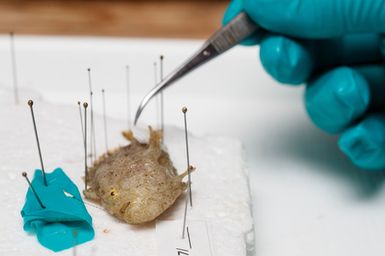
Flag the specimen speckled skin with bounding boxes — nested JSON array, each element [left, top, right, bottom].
[[84, 127, 192, 224]]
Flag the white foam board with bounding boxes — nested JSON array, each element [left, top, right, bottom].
[[0, 87, 254, 256]]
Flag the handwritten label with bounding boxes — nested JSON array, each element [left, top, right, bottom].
[[156, 220, 213, 256]]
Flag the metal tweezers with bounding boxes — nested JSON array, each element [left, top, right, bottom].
[[134, 12, 259, 125]]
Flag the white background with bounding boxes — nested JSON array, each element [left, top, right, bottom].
[[0, 35, 384, 256]]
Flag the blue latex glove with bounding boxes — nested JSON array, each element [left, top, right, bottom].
[[223, 0, 385, 170]]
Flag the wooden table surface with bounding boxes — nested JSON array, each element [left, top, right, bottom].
[[0, 0, 228, 38]]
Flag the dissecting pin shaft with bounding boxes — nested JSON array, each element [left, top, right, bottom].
[[154, 62, 160, 128], [22, 172, 45, 209], [182, 107, 192, 208], [187, 226, 192, 249], [10, 32, 19, 105], [87, 68, 96, 162], [83, 102, 88, 191], [181, 106, 194, 238], [181, 167, 192, 240], [72, 229, 78, 256], [101, 89, 108, 152], [77, 101, 85, 143], [28, 100, 47, 186], [126, 65, 131, 129], [160, 56, 164, 138]]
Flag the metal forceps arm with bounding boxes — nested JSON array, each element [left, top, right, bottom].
[[134, 12, 259, 125]]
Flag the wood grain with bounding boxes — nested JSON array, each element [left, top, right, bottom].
[[0, 0, 228, 38]]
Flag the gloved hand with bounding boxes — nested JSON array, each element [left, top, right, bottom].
[[223, 0, 385, 170]]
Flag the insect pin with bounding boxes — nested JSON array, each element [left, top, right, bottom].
[[126, 65, 131, 129], [77, 101, 85, 143], [101, 89, 109, 152], [153, 61, 161, 128], [83, 102, 89, 191], [72, 229, 78, 256], [87, 68, 96, 163], [10, 32, 19, 105], [159, 55, 165, 140], [22, 172, 45, 209], [181, 107, 194, 239], [182, 107, 192, 207], [28, 100, 47, 186]]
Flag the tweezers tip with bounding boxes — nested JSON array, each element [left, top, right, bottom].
[[133, 110, 140, 126]]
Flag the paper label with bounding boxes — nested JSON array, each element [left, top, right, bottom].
[[156, 219, 213, 256]]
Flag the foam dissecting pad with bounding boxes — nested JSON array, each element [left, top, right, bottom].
[[21, 168, 94, 252]]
